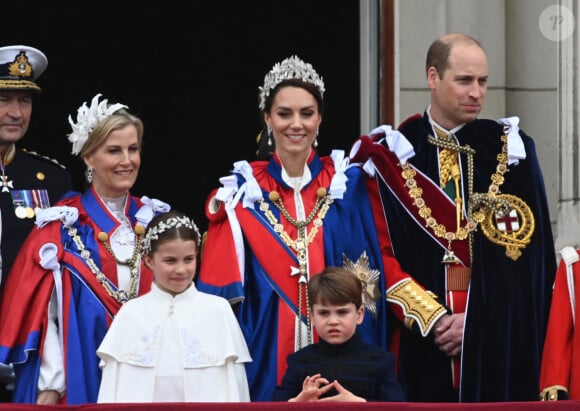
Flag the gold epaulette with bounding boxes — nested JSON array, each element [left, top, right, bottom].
[[387, 278, 447, 336], [539, 385, 568, 401]]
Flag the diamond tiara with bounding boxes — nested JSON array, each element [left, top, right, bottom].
[[142, 215, 201, 255], [258, 55, 325, 110], [67, 93, 128, 155]]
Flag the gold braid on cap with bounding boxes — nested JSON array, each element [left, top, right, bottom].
[[142, 215, 201, 254], [258, 55, 325, 110]]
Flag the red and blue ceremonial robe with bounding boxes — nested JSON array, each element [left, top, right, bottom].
[[198, 149, 447, 401], [0, 187, 158, 404]]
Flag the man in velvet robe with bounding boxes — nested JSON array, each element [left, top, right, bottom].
[[349, 32, 556, 402]]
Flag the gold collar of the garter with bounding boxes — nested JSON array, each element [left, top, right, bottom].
[[401, 130, 534, 261]]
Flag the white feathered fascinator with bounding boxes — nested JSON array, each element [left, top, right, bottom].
[[67, 93, 128, 155]]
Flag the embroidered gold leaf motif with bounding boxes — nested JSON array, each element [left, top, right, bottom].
[[342, 251, 381, 317], [8, 52, 32, 78]]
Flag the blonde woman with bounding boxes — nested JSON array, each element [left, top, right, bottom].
[[0, 94, 170, 404]]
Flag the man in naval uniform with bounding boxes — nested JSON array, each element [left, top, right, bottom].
[[0, 44, 72, 402]]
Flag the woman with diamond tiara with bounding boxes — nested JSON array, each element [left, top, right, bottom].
[[96, 210, 251, 402], [197, 55, 448, 401], [0, 94, 170, 404]]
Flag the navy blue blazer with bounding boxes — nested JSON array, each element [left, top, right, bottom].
[[272, 331, 405, 402]]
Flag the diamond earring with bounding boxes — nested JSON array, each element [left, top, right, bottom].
[[267, 126, 273, 146]]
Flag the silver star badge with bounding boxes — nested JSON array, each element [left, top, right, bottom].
[[343, 251, 381, 317]]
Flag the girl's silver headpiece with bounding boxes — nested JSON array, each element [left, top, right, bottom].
[[142, 215, 201, 254]]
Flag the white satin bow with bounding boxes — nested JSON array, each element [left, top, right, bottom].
[[35, 206, 79, 228], [135, 196, 171, 227], [370, 124, 415, 164], [497, 116, 526, 165]]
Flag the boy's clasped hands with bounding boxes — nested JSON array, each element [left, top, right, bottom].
[[289, 374, 366, 402]]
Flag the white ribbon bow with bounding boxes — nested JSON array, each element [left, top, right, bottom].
[[329, 150, 349, 199], [370, 124, 415, 164], [215, 175, 239, 204], [35, 206, 79, 228], [135, 196, 171, 227], [497, 116, 526, 165], [233, 161, 263, 208]]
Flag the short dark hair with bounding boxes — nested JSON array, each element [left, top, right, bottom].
[[308, 266, 362, 309]]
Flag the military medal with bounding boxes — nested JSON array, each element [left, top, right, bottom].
[[0, 145, 15, 192], [11, 190, 25, 218], [31, 190, 41, 216], [11, 189, 48, 219], [30, 189, 50, 214], [0, 157, 12, 192], [15, 206, 27, 219], [0, 174, 13, 192]]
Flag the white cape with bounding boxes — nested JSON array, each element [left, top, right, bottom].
[[97, 282, 251, 402]]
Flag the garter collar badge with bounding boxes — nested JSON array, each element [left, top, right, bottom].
[[470, 129, 535, 261], [480, 193, 534, 261]]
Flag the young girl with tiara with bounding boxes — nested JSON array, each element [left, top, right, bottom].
[[97, 210, 251, 402]]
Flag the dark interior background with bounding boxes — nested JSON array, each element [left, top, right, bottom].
[[1, 1, 360, 231]]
